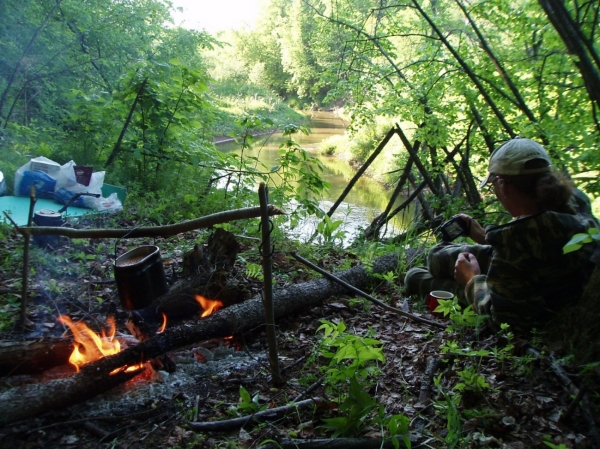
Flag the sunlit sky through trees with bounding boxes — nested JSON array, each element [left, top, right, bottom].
[[169, 0, 261, 33]]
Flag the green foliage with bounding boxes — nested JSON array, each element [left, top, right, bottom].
[[0, 0, 309, 220], [386, 413, 412, 449], [225, 386, 266, 418], [237, 386, 265, 414], [316, 215, 347, 246], [374, 271, 398, 284], [563, 228, 600, 254], [0, 293, 20, 332], [278, 0, 600, 199], [317, 320, 385, 385], [434, 374, 463, 448], [543, 439, 569, 449], [454, 366, 492, 394], [320, 375, 379, 437], [314, 320, 410, 445], [245, 262, 264, 281], [434, 298, 486, 334]]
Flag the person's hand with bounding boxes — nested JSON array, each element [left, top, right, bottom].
[[454, 252, 481, 286], [457, 214, 486, 244]]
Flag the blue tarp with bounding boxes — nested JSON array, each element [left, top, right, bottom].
[[0, 196, 92, 226], [0, 184, 126, 226]]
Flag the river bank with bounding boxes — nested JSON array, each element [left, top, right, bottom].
[[216, 111, 411, 244]]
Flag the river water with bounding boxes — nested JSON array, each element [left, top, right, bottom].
[[219, 111, 408, 245]]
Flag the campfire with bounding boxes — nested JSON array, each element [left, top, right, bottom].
[[195, 295, 223, 317], [58, 315, 148, 375], [57, 315, 128, 373], [57, 296, 226, 374]]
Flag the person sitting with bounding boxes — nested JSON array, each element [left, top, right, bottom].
[[404, 137, 599, 333]]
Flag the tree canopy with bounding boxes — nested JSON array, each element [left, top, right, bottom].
[[268, 0, 600, 195], [1, 0, 598, 206]]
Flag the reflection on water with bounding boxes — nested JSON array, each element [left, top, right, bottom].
[[219, 111, 411, 245]]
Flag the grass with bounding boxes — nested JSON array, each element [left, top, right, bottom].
[[209, 82, 307, 137]]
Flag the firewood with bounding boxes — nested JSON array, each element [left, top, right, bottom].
[[0, 336, 74, 376], [0, 253, 400, 426], [0, 368, 143, 426]]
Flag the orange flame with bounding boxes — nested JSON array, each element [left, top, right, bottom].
[[158, 313, 167, 333], [58, 315, 121, 372], [58, 315, 144, 375], [195, 295, 224, 317]]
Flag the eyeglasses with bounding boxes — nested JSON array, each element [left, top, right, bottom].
[[486, 174, 500, 192]]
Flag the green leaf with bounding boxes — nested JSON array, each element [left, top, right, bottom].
[[566, 233, 593, 245], [334, 344, 358, 361], [239, 386, 251, 404], [355, 345, 385, 364], [563, 243, 583, 254], [319, 417, 350, 437]]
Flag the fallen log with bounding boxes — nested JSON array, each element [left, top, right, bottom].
[[0, 336, 73, 376], [0, 334, 141, 377], [0, 368, 143, 426], [0, 253, 403, 426], [292, 252, 445, 329]]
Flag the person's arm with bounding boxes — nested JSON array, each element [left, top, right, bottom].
[[464, 274, 492, 316], [458, 214, 487, 244], [456, 252, 493, 319]]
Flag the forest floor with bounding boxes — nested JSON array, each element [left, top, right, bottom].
[[0, 213, 598, 449]]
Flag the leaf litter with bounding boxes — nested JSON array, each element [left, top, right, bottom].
[[0, 215, 597, 449]]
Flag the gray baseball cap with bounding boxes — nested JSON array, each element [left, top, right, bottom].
[[479, 137, 552, 188]]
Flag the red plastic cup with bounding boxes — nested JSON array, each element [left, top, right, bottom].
[[426, 290, 454, 316]]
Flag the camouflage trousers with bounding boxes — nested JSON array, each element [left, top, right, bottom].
[[404, 242, 494, 305]]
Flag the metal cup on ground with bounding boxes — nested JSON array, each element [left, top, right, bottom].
[[114, 245, 168, 310], [32, 209, 64, 248]]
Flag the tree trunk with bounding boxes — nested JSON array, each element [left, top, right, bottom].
[[0, 254, 401, 426], [538, 0, 600, 110]]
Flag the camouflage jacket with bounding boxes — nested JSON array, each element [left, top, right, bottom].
[[466, 191, 599, 333]]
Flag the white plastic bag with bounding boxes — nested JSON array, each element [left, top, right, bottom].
[[93, 193, 123, 213], [54, 160, 105, 209], [55, 160, 104, 194]]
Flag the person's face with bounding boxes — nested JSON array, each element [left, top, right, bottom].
[[488, 174, 506, 205]]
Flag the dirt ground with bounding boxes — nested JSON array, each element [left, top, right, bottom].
[[0, 216, 598, 449]]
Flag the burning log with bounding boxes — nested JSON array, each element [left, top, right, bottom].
[[0, 368, 144, 426], [0, 336, 74, 376], [0, 253, 401, 426], [153, 229, 247, 320]]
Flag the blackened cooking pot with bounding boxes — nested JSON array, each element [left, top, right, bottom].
[[114, 245, 168, 310]]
